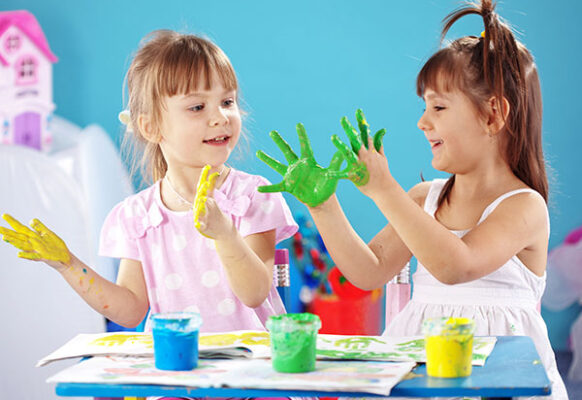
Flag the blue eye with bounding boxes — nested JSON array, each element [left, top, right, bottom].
[[223, 98, 235, 107], [188, 104, 204, 112]]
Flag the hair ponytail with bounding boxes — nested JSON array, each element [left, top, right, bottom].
[[418, 0, 548, 206]]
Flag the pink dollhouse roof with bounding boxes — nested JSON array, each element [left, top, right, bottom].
[[0, 10, 58, 66]]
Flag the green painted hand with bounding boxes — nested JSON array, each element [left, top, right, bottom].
[[331, 108, 387, 186], [256, 123, 349, 207]]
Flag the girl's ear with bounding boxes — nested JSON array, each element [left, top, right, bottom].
[[137, 113, 161, 143], [487, 96, 511, 135]]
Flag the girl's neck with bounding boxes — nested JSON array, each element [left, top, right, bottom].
[[162, 165, 229, 210], [452, 163, 523, 200]]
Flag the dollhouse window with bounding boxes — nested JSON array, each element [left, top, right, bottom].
[[4, 34, 21, 53], [15, 55, 38, 85]]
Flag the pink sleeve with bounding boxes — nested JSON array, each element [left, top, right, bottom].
[[98, 200, 141, 261], [237, 176, 298, 244]]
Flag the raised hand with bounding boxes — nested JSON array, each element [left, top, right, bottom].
[[331, 108, 387, 186], [0, 213, 71, 267], [193, 165, 221, 238], [256, 123, 348, 207]]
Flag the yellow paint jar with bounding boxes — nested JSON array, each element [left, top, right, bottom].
[[422, 317, 475, 378]]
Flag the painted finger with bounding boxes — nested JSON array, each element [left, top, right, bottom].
[[2, 214, 36, 237], [329, 150, 345, 171], [373, 128, 386, 152], [331, 134, 359, 166], [340, 117, 362, 154], [256, 151, 287, 176], [2, 235, 34, 252], [296, 123, 315, 162], [197, 165, 211, 193], [18, 251, 42, 261], [269, 131, 299, 164], [30, 218, 57, 238], [206, 171, 220, 194], [356, 109, 370, 149], [257, 182, 286, 193]]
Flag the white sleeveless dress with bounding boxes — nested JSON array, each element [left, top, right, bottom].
[[386, 179, 568, 399]]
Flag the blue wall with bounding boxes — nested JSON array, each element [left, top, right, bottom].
[[4, 0, 581, 349]]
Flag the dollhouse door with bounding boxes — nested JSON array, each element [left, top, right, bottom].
[[14, 111, 41, 150]]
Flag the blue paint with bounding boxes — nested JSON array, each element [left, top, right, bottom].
[[151, 312, 202, 371]]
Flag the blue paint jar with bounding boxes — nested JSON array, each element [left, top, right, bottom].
[[151, 312, 203, 371]]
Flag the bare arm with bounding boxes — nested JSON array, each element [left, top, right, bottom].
[[308, 193, 414, 290], [214, 228, 276, 308], [60, 256, 149, 328], [358, 145, 548, 283], [0, 214, 149, 328]]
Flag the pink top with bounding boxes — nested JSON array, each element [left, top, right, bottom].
[[99, 169, 298, 332]]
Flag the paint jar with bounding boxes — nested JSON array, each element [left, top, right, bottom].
[[422, 317, 475, 378], [151, 311, 203, 371], [266, 312, 321, 373]]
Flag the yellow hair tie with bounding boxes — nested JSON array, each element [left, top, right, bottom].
[[480, 30, 485, 38]]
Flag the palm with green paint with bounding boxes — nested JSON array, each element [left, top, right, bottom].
[[256, 123, 348, 207], [256, 109, 387, 207], [331, 108, 387, 186]]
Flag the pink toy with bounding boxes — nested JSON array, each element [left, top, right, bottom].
[[0, 10, 57, 151], [542, 225, 582, 381]]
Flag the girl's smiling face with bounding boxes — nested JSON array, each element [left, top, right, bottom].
[[417, 87, 491, 174], [158, 73, 241, 170]]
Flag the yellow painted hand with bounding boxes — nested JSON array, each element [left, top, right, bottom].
[[0, 213, 71, 265], [193, 165, 220, 238]]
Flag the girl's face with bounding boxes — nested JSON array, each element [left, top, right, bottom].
[[417, 87, 490, 174], [158, 74, 241, 170]]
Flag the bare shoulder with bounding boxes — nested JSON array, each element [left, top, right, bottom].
[[407, 181, 432, 207], [496, 190, 547, 217], [491, 189, 549, 237]]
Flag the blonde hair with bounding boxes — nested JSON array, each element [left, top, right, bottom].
[[122, 30, 239, 185]]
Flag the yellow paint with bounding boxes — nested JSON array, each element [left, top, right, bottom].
[[0, 214, 71, 264], [199, 331, 270, 346], [193, 165, 219, 238], [90, 334, 153, 348], [424, 317, 475, 378]]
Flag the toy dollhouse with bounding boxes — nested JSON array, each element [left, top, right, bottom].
[[0, 10, 57, 151]]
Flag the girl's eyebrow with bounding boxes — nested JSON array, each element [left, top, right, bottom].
[[424, 92, 450, 102], [181, 89, 236, 100]]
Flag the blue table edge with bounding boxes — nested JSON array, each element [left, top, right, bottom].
[[54, 335, 552, 398]]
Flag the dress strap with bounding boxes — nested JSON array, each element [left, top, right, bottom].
[[423, 179, 448, 216], [477, 188, 550, 237]]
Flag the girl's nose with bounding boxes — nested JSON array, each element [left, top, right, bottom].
[[209, 107, 229, 127], [417, 112, 430, 132]]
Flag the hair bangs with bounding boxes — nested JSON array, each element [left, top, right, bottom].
[[156, 40, 238, 98], [416, 48, 470, 97]]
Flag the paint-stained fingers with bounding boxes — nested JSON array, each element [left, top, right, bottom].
[[2, 234, 34, 252], [206, 171, 219, 193], [197, 165, 211, 193], [256, 150, 288, 176], [0, 226, 27, 240], [355, 108, 370, 148], [30, 218, 56, 238], [270, 130, 299, 164], [18, 251, 42, 260], [257, 182, 286, 193], [2, 213, 36, 237], [341, 116, 362, 154]]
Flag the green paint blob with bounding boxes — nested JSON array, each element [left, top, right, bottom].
[[266, 313, 321, 373]]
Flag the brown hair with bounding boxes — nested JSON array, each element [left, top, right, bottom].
[[122, 30, 239, 184], [416, 0, 547, 205]]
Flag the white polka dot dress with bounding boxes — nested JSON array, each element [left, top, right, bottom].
[[99, 169, 298, 333]]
